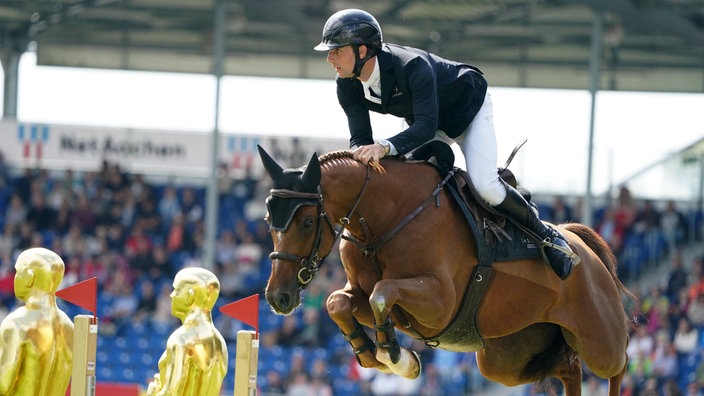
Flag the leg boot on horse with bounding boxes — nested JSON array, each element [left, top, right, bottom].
[[494, 182, 580, 279]]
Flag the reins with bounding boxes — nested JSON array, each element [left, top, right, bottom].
[[341, 169, 455, 257]]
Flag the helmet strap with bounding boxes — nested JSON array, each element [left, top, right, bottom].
[[352, 45, 376, 78]]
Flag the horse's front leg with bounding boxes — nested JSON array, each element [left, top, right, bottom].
[[368, 275, 451, 380], [326, 284, 392, 374]]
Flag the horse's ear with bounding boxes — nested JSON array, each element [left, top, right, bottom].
[[258, 144, 283, 180], [300, 153, 321, 191]]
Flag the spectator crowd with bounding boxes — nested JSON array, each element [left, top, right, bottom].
[[0, 150, 702, 395]]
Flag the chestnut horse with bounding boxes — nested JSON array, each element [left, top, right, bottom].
[[257, 145, 632, 395]]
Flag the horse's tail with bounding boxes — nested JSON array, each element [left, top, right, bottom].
[[563, 223, 637, 308]]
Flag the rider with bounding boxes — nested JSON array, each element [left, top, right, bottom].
[[314, 8, 579, 279]]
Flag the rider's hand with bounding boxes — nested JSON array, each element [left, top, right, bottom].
[[352, 143, 386, 165]]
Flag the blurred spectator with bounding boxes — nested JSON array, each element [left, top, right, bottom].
[[69, 192, 98, 231], [157, 185, 181, 228], [214, 230, 238, 268], [596, 206, 622, 253], [103, 271, 138, 330], [661, 200, 689, 252], [4, 193, 27, 230], [134, 279, 158, 321], [0, 150, 9, 188], [26, 193, 56, 231], [650, 336, 679, 384], [232, 164, 258, 201], [14, 168, 34, 202], [309, 358, 333, 396], [134, 195, 161, 233], [261, 370, 286, 395], [666, 253, 690, 300], [687, 381, 703, 396], [627, 324, 654, 363], [217, 161, 234, 198], [547, 195, 574, 224], [180, 186, 203, 226], [152, 282, 177, 327], [613, 186, 637, 244], [286, 372, 315, 396], [268, 315, 304, 348], [673, 318, 699, 357], [641, 285, 671, 334], [688, 292, 704, 328], [298, 308, 326, 348], [124, 220, 154, 277], [46, 181, 69, 212], [235, 231, 263, 267]]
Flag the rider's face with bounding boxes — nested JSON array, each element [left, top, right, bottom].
[[326, 45, 357, 78]]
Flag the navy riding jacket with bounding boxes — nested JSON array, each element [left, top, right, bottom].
[[335, 43, 488, 155]]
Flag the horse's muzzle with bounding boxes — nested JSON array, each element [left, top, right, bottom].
[[265, 287, 299, 315]]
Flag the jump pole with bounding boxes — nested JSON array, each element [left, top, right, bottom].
[[219, 294, 260, 396], [234, 330, 259, 396], [71, 315, 98, 396], [55, 277, 98, 396]]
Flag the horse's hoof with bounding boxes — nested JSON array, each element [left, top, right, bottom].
[[407, 350, 422, 380], [376, 348, 422, 380]]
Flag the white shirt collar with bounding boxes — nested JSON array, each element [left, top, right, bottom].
[[361, 58, 381, 103]]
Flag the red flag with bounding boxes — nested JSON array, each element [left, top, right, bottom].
[[219, 294, 259, 335], [56, 277, 97, 316]]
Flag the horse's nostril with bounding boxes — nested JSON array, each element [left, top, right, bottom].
[[278, 293, 291, 309]]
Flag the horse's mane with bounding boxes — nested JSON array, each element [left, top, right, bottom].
[[319, 150, 354, 165], [318, 150, 405, 173]]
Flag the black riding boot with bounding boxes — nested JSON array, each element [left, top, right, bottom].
[[494, 183, 579, 279]]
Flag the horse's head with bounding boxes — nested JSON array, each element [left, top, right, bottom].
[[258, 145, 332, 315]]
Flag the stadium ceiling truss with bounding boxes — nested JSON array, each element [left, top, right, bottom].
[[1, 0, 703, 100]]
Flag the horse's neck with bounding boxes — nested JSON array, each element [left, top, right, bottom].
[[322, 161, 435, 236]]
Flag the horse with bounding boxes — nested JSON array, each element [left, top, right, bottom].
[[256, 144, 633, 395]]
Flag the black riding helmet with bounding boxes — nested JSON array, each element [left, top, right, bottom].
[[314, 9, 383, 77]]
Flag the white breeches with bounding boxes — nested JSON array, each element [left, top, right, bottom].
[[460, 92, 506, 206], [410, 92, 506, 206]]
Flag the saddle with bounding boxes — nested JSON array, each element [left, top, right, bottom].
[[404, 140, 542, 351], [407, 140, 542, 263]]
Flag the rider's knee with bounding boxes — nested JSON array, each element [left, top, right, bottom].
[[472, 176, 506, 206]]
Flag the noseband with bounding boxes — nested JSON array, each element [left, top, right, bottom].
[[268, 166, 371, 290]]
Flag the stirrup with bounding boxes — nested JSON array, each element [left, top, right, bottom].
[[540, 236, 581, 266]]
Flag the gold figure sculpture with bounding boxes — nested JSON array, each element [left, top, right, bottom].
[[0, 247, 74, 396], [146, 267, 228, 396]]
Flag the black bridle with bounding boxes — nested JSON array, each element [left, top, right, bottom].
[[267, 166, 372, 290]]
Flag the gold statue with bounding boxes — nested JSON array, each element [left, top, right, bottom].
[[147, 267, 228, 396], [0, 247, 74, 396]]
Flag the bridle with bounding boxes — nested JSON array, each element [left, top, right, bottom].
[[267, 166, 372, 290]]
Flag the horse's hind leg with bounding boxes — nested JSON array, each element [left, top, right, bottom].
[[607, 354, 628, 396], [478, 324, 583, 395]]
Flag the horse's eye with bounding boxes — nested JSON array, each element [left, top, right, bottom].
[[304, 217, 315, 229]]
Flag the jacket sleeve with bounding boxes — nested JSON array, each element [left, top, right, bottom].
[[386, 58, 438, 155], [337, 79, 374, 149]]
